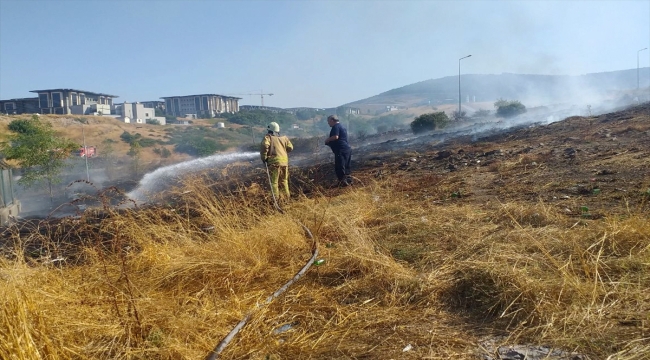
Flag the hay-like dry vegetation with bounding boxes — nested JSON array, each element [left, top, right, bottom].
[[1, 175, 649, 359], [1, 104, 649, 359]]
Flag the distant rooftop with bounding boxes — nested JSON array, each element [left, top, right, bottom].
[[30, 88, 119, 98], [160, 94, 241, 100], [0, 97, 38, 101]]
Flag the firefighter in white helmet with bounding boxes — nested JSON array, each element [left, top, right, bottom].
[[260, 122, 294, 199]]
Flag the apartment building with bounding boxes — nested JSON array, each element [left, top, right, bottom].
[[161, 94, 240, 118], [30, 88, 118, 115], [140, 100, 165, 112], [114, 102, 166, 125], [0, 97, 39, 115]]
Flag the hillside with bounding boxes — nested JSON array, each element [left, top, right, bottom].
[[0, 102, 649, 359], [345, 68, 650, 113], [0, 114, 189, 163]]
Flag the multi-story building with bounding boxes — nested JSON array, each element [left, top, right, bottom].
[[342, 107, 361, 115], [140, 100, 165, 112], [0, 97, 39, 115], [29, 88, 118, 115], [161, 94, 240, 118], [114, 102, 166, 125]]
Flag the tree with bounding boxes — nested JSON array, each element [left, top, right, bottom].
[[127, 141, 142, 177], [101, 138, 116, 180], [0, 115, 78, 200], [410, 112, 449, 134], [296, 109, 317, 120], [494, 99, 527, 118]]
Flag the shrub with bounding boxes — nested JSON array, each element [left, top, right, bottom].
[[494, 99, 527, 118], [153, 147, 172, 158], [174, 137, 223, 156], [120, 131, 156, 147], [7, 118, 38, 134], [410, 112, 449, 134], [473, 109, 491, 118]]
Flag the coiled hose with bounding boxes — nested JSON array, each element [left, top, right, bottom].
[[204, 163, 319, 360]]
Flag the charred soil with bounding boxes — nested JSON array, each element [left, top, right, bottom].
[[1, 103, 649, 360]]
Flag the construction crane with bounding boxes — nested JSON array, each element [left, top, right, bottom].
[[229, 90, 274, 106]]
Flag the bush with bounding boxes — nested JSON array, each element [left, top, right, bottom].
[[120, 131, 156, 147], [146, 119, 161, 125], [120, 131, 136, 144], [473, 109, 491, 118], [174, 137, 224, 156], [410, 112, 449, 134], [494, 99, 527, 118], [7, 118, 38, 134], [153, 147, 172, 158]]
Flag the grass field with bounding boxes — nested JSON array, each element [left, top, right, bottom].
[[1, 104, 649, 359]]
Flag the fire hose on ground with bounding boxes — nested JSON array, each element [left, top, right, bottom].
[[204, 162, 319, 360]]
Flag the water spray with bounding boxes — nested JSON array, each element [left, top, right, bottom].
[[127, 151, 258, 203]]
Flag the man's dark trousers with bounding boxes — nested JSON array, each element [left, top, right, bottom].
[[334, 149, 352, 183]]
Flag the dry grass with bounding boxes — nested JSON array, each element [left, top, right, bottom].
[[1, 173, 649, 359], [0, 114, 189, 163]]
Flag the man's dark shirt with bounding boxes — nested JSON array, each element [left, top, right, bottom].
[[328, 122, 350, 152]]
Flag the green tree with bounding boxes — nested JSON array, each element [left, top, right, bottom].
[[494, 99, 527, 118], [0, 115, 78, 200], [127, 141, 142, 177], [295, 109, 317, 120], [101, 138, 116, 180], [410, 112, 449, 134]]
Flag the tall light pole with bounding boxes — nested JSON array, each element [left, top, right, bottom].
[[638, 48, 647, 89], [459, 54, 471, 119], [82, 125, 90, 182]]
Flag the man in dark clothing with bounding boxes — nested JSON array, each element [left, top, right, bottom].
[[325, 115, 352, 186]]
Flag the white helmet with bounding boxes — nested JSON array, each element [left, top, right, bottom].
[[267, 122, 280, 132]]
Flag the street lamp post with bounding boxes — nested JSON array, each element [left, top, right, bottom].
[[638, 48, 648, 89], [459, 55, 472, 119], [82, 125, 90, 182]]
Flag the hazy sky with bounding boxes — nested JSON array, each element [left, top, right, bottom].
[[1, 0, 648, 108]]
